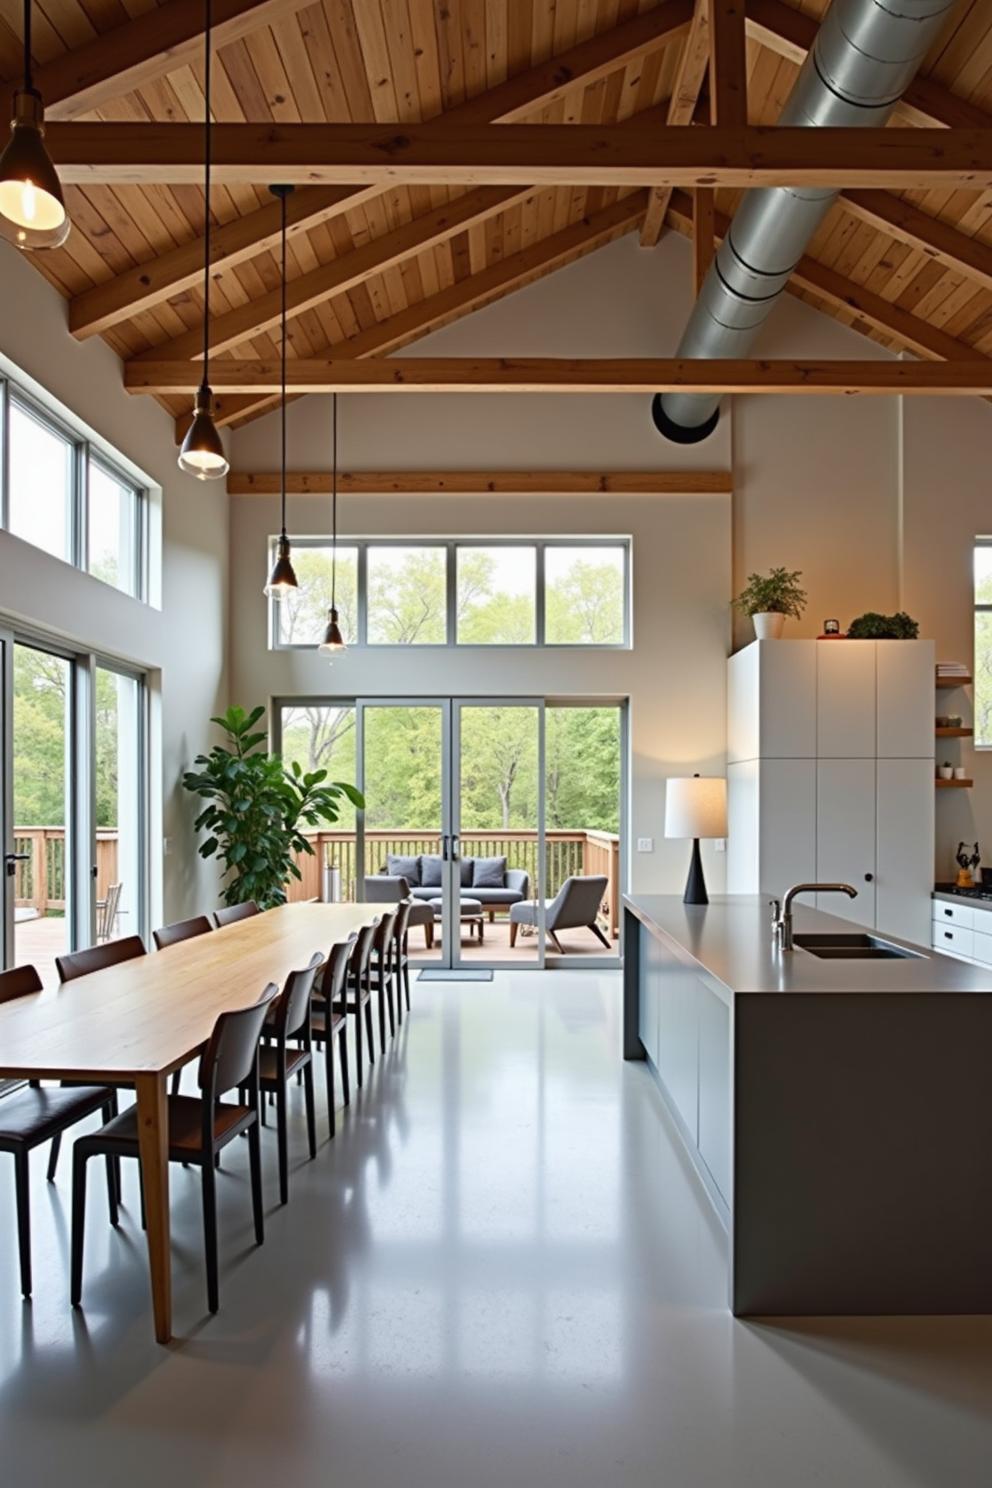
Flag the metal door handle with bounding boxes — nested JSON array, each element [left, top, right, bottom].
[[4, 852, 29, 878]]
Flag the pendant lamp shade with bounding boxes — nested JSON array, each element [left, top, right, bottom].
[[0, 4, 69, 250], [263, 184, 299, 599], [178, 0, 227, 481], [318, 393, 346, 656]]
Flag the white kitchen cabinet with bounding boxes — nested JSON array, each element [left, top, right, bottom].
[[728, 639, 936, 945], [816, 759, 877, 924], [877, 641, 936, 759], [876, 759, 936, 944], [817, 641, 876, 758]]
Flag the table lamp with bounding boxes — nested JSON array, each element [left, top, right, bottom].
[[665, 774, 728, 905]]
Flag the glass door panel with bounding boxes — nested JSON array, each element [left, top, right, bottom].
[[280, 704, 357, 899], [95, 665, 144, 946], [11, 643, 73, 984], [360, 702, 450, 964], [0, 630, 11, 968], [544, 705, 622, 962], [453, 702, 544, 969]]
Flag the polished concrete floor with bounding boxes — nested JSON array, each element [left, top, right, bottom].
[[2, 969, 991, 1487]]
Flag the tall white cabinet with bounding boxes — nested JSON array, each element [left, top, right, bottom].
[[727, 640, 935, 946]]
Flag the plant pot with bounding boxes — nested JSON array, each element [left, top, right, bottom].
[[752, 612, 786, 640], [938, 767, 954, 781]]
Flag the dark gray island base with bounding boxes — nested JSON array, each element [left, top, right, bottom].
[[623, 894, 992, 1316]]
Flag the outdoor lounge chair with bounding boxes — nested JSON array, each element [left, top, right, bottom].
[[509, 875, 611, 954]]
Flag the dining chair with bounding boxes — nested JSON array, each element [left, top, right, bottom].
[[335, 920, 379, 1089], [46, 935, 147, 1182], [391, 900, 415, 1026], [255, 953, 323, 1205], [369, 910, 399, 1051], [71, 981, 279, 1316], [214, 901, 260, 928], [153, 915, 213, 950], [96, 882, 123, 943], [0, 965, 118, 1298], [310, 937, 356, 1138]]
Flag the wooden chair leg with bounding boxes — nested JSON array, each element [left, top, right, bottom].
[[70, 1147, 87, 1305], [14, 1149, 31, 1299], [201, 1157, 220, 1313], [304, 1061, 317, 1160], [339, 1028, 350, 1108], [105, 1154, 120, 1227], [549, 930, 565, 955], [46, 1131, 61, 1183], [171, 1070, 181, 1095], [386, 969, 396, 1039], [247, 1123, 264, 1245], [509, 920, 519, 948]]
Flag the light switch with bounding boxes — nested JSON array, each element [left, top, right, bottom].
[[637, 837, 653, 852], [714, 838, 726, 852]]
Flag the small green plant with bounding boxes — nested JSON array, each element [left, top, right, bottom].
[[183, 705, 364, 909], [733, 568, 807, 620], [846, 611, 919, 640]]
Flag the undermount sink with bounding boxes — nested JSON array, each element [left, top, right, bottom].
[[792, 932, 924, 961]]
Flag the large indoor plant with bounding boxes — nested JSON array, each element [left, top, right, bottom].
[[183, 705, 364, 909], [733, 568, 807, 639]]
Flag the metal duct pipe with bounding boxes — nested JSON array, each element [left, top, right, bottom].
[[653, 0, 958, 443]]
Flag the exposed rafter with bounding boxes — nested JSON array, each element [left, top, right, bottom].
[[129, 357, 992, 396], [641, 0, 711, 247], [68, 0, 694, 339], [46, 123, 992, 190], [227, 470, 735, 495]]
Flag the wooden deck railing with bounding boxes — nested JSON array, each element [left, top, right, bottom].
[[288, 828, 621, 936], [13, 827, 118, 914]]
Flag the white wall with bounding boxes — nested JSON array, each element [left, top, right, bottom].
[[231, 234, 733, 895], [0, 245, 229, 925]]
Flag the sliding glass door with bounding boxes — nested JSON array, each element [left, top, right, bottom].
[[0, 630, 148, 982]]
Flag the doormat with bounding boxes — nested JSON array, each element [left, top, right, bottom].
[[418, 969, 494, 983]]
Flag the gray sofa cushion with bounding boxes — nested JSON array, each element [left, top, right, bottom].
[[420, 853, 443, 888], [387, 853, 421, 885], [409, 884, 524, 906], [459, 856, 476, 887], [473, 855, 506, 889]]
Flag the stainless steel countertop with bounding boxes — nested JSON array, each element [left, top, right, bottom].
[[624, 894, 992, 996]]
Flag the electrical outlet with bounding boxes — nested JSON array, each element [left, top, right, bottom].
[[714, 838, 726, 853], [637, 837, 654, 852]]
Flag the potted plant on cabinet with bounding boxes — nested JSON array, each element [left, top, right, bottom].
[[733, 568, 807, 640], [183, 705, 364, 909]]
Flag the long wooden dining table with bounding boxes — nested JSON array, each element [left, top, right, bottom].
[[0, 901, 381, 1343]]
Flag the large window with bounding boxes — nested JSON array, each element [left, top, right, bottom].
[[0, 378, 145, 597], [270, 538, 630, 650]]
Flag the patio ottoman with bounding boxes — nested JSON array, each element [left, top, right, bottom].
[[427, 897, 485, 942]]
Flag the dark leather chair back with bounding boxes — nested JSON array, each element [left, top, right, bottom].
[[153, 915, 213, 950], [372, 910, 397, 956], [273, 953, 324, 1040], [56, 935, 146, 983], [350, 919, 379, 977], [323, 937, 356, 1004], [0, 964, 43, 1003], [198, 983, 280, 1096], [214, 901, 260, 928]]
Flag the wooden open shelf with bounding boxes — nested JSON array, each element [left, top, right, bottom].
[[936, 675, 972, 688], [936, 777, 973, 788], [936, 726, 973, 737]]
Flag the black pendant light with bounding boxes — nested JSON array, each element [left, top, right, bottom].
[[178, 0, 228, 481], [263, 184, 299, 599], [0, 0, 69, 250], [318, 393, 346, 654]]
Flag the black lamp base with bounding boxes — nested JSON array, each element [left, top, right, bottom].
[[683, 838, 708, 905]]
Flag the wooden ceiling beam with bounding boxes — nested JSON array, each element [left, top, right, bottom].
[[69, 0, 693, 339], [641, 0, 711, 247], [46, 123, 992, 190], [227, 470, 734, 495], [178, 191, 648, 435], [131, 357, 992, 396], [692, 188, 717, 294], [0, 0, 310, 122], [710, 0, 748, 129]]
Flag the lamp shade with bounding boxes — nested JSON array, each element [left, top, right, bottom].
[[665, 776, 727, 840]]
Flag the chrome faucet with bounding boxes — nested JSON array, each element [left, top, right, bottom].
[[771, 882, 858, 950]]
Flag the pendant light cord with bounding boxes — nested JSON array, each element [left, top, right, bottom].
[[331, 392, 338, 613], [23, 0, 33, 91], [200, 0, 212, 395], [280, 187, 288, 541]]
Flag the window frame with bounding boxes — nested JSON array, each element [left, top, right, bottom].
[[0, 371, 147, 600], [269, 536, 631, 652], [974, 538, 992, 750]]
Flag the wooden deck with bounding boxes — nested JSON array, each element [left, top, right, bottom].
[[12, 914, 67, 988]]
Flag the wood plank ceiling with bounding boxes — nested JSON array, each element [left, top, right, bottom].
[[2, 0, 992, 435]]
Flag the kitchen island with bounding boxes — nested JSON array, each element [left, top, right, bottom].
[[623, 893, 992, 1316]]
